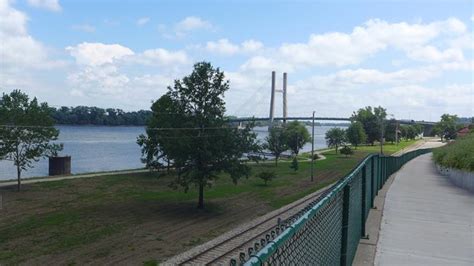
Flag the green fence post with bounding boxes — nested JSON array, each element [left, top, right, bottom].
[[361, 166, 367, 237], [371, 156, 375, 207], [340, 185, 351, 266]]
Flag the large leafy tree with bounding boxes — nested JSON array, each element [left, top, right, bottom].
[[434, 114, 458, 140], [325, 128, 346, 154], [351, 106, 384, 145], [138, 62, 259, 209], [283, 121, 310, 155], [346, 121, 367, 148], [264, 126, 288, 166], [0, 90, 62, 191]]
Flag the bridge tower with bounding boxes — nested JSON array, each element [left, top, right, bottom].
[[269, 71, 288, 127]]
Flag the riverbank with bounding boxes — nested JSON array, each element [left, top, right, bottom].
[[0, 140, 423, 264]]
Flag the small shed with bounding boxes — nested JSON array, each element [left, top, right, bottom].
[[49, 156, 71, 176]]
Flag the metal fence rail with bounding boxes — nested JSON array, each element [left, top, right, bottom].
[[242, 148, 432, 266]]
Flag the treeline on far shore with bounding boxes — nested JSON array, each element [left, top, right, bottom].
[[50, 106, 152, 126]]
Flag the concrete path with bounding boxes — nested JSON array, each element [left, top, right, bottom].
[[375, 153, 474, 265]]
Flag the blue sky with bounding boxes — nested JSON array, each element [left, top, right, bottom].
[[1, 0, 473, 121]]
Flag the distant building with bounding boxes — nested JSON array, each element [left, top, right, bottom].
[[457, 127, 470, 138]]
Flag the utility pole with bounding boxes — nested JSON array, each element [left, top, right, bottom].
[[283, 72, 288, 123], [380, 118, 384, 155], [311, 111, 315, 182], [269, 71, 276, 128]]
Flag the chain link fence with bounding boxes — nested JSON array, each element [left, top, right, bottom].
[[242, 148, 432, 266]]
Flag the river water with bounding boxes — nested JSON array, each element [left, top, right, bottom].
[[0, 125, 346, 180]]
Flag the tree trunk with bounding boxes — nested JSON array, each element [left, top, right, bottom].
[[166, 158, 170, 174], [275, 156, 278, 166], [197, 183, 204, 209], [16, 165, 21, 192]]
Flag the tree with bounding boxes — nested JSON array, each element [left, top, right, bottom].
[[257, 171, 276, 185], [137, 62, 259, 209], [346, 121, 367, 148], [351, 106, 380, 145], [434, 114, 458, 140], [284, 121, 310, 155], [340, 146, 354, 157], [325, 128, 346, 154], [384, 119, 397, 143], [264, 126, 288, 166], [0, 90, 62, 191], [290, 157, 299, 171]]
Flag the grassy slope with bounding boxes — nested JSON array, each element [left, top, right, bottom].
[[433, 133, 474, 172], [0, 140, 416, 264]]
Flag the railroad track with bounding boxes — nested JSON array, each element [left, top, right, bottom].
[[164, 183, 334, 265]]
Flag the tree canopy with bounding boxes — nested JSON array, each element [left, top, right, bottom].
[[50, 106, 152, 126], [0, 90, 62, 191], [346, 121, 367, 148], [434, 114, 459, 140], [284, 121, 311, 155], [351, 106, 386, 145], [325, 127, 346, 154], [264, 126, 288, 166], [137, 62, 259, 209]]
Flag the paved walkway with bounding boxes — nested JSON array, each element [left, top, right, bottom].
[[375, 153, 474, 265]]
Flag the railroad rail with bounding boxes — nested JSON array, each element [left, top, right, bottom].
[[163, 183, 335, 265]]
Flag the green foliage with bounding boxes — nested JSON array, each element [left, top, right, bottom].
[[433, 133, 474, 172], [340, 146, 354, 157], [400, 125, 419, 140], [384, 119, 397, 143], [257, 171, 276, 185], [50, 106, 152, 126], [265, 126, 288, 166], [434, 114, 458, 140], [351, 106, 386, 145], [0, 90, 63, 191], [137, 62, 259, 209], [346, 121, 367, 148], [325, 127, 346, 154], [283, 121, 311, 155], [290, 157, 299, 171]]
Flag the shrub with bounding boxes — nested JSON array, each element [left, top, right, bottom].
[[290, 157, 299, 171], [340, 146, 354, 157], [257, 171, 277, 185], [312, 153, 320, 160], [433, 133, 474, 172]]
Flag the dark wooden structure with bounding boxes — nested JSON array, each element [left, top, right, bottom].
[[49, 156, 71, 176]]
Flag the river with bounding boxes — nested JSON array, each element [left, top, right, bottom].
[[0, 125, 347, 180]]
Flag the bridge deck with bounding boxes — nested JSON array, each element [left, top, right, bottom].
[[375, 153, 474, 265]]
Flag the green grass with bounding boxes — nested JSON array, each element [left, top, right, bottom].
[[350, 139, 419, 155], [0, 138, 424, 264], [433, 133, 474, 172]]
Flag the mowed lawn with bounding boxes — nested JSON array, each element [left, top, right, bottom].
[[0, 140, 417, 265]]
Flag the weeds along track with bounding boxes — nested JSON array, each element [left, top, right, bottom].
[[166, 184, 333, 265]]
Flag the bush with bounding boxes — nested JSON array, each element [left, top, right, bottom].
[[312, 153, 320, 160], [433, 133, 474, 172], [290, 157, 299, 171], [340, 146, 354, 157], [257, 171, 277, 185]]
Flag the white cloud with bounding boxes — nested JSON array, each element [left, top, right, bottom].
[[0, 0, 63, 69], [71, 24, 95, 33], [206, 39, 240, 55], [241, 40, 264, 53], [406, 46, 464, 62], [279, 18, 467, 67], [66, 42, 134, 66], [136, 17, 150, 26], [27, 0, 61, 12], [176, 16, 212, 32], [205, 39, 264, 55], [160, 16, 214, 38], [135, 48, 189, 66]]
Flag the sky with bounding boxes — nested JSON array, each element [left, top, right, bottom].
[[0, 0, 473, 121]]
